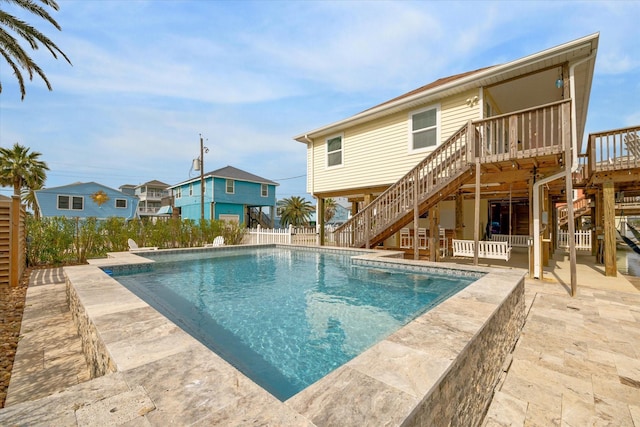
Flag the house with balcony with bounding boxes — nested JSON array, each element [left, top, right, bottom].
[[169, 165, 278, 226], [133, 180, 171, 217], [35, 182, 139, 220], [294, 33, 628, 288]]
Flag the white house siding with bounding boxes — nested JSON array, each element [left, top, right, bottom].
[[308, 89, 481, 196]]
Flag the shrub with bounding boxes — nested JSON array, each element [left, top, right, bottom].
[[25, 217, 246, 267]]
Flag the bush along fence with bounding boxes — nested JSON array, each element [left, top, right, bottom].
[[25, 216, 246, 266]]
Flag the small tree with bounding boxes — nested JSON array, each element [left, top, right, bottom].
[[324, 198, 337, 223], [278, 196, 314, 227]]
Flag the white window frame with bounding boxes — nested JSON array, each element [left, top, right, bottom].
[[57, 195, 70, 210], [261, 184, 268, 197], [326, 133, 343, 168], [115, 199, 127, 209], [71, 196, 84, 210], [175, 187, 182, 199], [226, 179, 235, 194], [409, 104, 440, 153], [189, 183, 193, 196]]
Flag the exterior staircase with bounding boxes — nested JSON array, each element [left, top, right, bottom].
[[248, 207, 271, 228], [558, 197, 590, 227], [333, 122, 478, 248]]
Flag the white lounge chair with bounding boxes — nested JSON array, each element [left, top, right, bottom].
[[128, 238, 158, 251], [205, 236, 225, 247]]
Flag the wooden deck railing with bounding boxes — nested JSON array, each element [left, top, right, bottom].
[[331, 101, 573, 248], [472, 100, 570, 162], [586, 125, 640, 176]]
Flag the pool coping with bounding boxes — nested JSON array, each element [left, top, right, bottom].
[[61, 244, 525, 425]]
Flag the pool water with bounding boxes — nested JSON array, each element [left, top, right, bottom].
[[113, 247, 477, 400]]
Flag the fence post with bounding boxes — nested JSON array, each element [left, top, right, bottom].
[[257, 224, 261, 245], [288, 224, 293, 244]]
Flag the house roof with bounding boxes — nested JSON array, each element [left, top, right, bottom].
[[136, 180, 169, 189], [294, 33, 599, 149], [169, 165, 279, 188]]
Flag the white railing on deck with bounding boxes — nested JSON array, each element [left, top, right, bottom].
[[244, 224, 318, 245], [557, 230, 591, 250]]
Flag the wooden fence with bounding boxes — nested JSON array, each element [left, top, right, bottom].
[[0, 196, 26, 287]]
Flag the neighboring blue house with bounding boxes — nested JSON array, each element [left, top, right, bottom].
[[34, 182, 140, 220], [169, 165, 278, 226]]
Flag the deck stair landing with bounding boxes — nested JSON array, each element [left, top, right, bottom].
[[333, 123, 476, 248]]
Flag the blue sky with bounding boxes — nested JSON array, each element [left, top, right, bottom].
[[1, 1, 639, 201]]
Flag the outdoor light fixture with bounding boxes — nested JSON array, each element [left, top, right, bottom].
[[555, 77, 563, 89], [555, 68, 564, 89]]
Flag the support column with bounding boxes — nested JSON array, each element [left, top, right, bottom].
[[363, 194, 373, 249], [603, 182, 617, 276], [542, 186, 550, 267], [473, 159, 480, 265], [595, 188, 604, 263], [528, 179, 534, 278], [455, 191, 464, 239], [413, 170, 420, 260], [317, 197, 325, 246], [429, 204, 440, 262], [590, 198, 596, 257]]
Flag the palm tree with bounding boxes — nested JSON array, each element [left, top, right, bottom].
[[278, 196, 314, 227], [324, 198, 337, 223], [0, 143, 49, 208], [0, 0, 71, 100]]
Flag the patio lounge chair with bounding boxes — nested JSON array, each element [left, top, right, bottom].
[[128, 238, 158, 251], [205, 236, 225, 247]]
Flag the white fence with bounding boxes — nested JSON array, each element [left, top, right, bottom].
[[557, 230, 591, 250], [243, 225, 318, 245]]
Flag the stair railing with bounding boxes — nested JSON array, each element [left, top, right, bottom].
[[333, 121, 475, 247]]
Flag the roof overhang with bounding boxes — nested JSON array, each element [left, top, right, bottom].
[[294, 33, 599, 144]]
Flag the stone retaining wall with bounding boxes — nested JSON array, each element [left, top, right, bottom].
[[66, 275, 116, 378], [405, 277, 525, 426]]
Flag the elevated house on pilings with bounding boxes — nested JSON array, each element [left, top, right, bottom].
[[295, 33, 610, 294]]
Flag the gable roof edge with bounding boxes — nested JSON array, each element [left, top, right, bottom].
[[294, 32, 599, 143]]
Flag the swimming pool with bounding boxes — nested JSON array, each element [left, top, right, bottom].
[[112, 246, 478, 400]]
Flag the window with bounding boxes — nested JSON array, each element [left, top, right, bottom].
[[189, 183, 193, 196], [226, 179, 235, 194], [326, 135, 343, 167], [175, 187, 182, 198], [58, 195, 83, 210], [72, 196, 83, 210], [57, 195, 69, 210], [115, 199, 127, 208], [261, 184, 268, 197], [410, 106, 439, 150]]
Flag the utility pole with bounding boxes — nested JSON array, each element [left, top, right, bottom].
[[200, 134, 205, 221]]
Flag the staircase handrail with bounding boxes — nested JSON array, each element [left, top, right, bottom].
[[333, 120, 475, 247]]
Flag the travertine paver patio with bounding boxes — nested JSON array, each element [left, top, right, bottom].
[[1, 249, 639, 426], [483, 280, 640, 426]]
